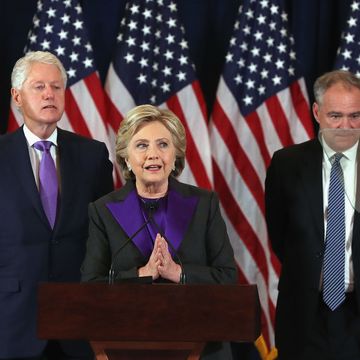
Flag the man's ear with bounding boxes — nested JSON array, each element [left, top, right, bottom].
[[11, 88, 22, 108], [312, 102, 320, 124]]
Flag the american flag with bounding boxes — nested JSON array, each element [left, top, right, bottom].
[[209, 0, 314, 348], [104, 0, 212, 189], [335, 1, 360, 72], [8, 0, 119, 184]]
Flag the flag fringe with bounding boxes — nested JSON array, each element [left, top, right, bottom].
[[254, 335, 278, 360]]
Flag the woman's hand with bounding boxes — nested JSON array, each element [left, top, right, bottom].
[[156, 234, 182, 283], [138, 237, 161, 279]]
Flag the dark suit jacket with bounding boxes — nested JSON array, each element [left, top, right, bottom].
[[81, 177, 237, 285], [265, 139, 360, 358], [0, 126, 113, 358]]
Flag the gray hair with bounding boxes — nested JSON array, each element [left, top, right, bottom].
[[313, 69, 360, 106], [116, 104, 186, 180], [11, 51, 67, 90]]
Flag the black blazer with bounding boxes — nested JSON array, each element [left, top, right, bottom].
[[81, 177, 237, 285], [265, 139, 360, 358], [0, 127, 113, 358]]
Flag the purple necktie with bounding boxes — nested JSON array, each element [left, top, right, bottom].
[[33, 141, 58, 228]]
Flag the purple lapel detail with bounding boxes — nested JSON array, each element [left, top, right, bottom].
[[106, 190, 152, 257], [165, 189, 199, 255]]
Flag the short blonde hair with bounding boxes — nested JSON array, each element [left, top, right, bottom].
[[11, 51, 67, 90], [116, 104, 186, 180]]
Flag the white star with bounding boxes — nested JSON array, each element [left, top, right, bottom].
[[83, 58, 93, 68], [257, 15, 266, 25], [41, 39, 51, 50], [237, 58, 245, 67], [261, 69, 269, 79], [67, 68, 76, 78], [44, 23, 53, 34], [126, 36, 136, 47], [234, 74, 242, 84], [128, 20, 137, 31], [164, 50, 174, 60], [58, 29, 68, 40], [258, 86, 266, 95], [342, 48, 352, 59], [139, 57, 148, 67], [161, 82, 170, 93], [248, 63, 257, 73], [169, 2, 177, 12], [55, 46, 65, 56], [254, 31, 263, 41], [246, 79, 255, 89], [288, 66, 295, 76], [277, 43, 286, 53], [275, 59, 285, 69], [143, 9, 152, 19], [179, 55, 188, 65], [243, 25, 251, 35], [156, 14, 163, 22], [176, 71, 186, 81], [243, 95, 253, 105], [251, 47, 260, 57], [280, 28, 287, 37], [180, 39, 188, 49], [260, 0, 269, 8], [289, 51, 296, 60], [130, 4, 139, 14], [270, 5, 279, 14], [245, 9, 254, 18], [151, 79, 157, 87], [47, 7, 56, 18], [230, 37, 237, 46], [240, 42, 248, 51], [64, 0, 71, 8], [167, 18, 176, 28], [162, 66, 172, 76], [73, 20, 83, 30], [272, 75, 282, 85], [70, 52, 79, 62], [124, 53, 134, 63], [85, 42, 92, 52], [29, 34, 37, 43], [164, 34, 174, 46], [142, 25, 151, 35], [281, 11, 288, 21], [345, 32, 355, 43], [357, 56, 360, 65], [226, 52, 233, 62], [348, 17, 357, 27], [351, 1, 360, 11], [61, 14, 70, 24], [263, 53, 272, 62], [140, 41, 150, 51], [75, 5, 82, 14], [33, 17, 40, 28], [267, 37, 274, 47], [137, 73, 147, 84], [72, 36, 81, 46], [269, 22, 276, 31]]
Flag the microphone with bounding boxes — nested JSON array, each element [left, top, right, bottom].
[[108, 201, 159, 284], [148, 213, 186, 284]]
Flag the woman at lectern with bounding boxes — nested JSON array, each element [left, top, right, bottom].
[[81, 104, 237, 359]]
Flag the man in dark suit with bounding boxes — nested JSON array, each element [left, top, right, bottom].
[[0, 51, 113, 359], [265, 70, 360, 360]]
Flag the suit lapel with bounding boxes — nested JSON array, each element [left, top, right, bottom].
[[53, 129, 77, 232], [8, 127, 49, 227], [299, 140, 324, 241]]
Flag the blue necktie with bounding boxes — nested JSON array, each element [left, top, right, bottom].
[[323, 153, 345, 311], [33, 141, 58, 228]]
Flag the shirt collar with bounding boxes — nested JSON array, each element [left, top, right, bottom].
[[23, 124, 58, 147]]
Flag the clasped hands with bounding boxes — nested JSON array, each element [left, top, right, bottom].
[[138, 233, 181, 283]]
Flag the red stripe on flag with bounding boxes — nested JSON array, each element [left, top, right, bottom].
[[265, 94, 293, 148], [290, 80, 314, 138], [166, 94, 212, 190], [191, 80, 208, 122], [212, 160, 269, 286], [7, 110, 20, 132], [64, 88, 92, 138], [104, 92, 123, 133], [212, 99, 265, 212], [244, 111, 271, 167]]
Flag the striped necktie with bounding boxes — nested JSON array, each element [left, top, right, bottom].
[[323, 152, 345, 311]]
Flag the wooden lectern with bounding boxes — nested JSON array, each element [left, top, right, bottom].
[[38, 283, 260, 360]]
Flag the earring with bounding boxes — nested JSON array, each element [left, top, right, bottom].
[[172, 162, 176, 171], [127, 164, 132, 172]]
